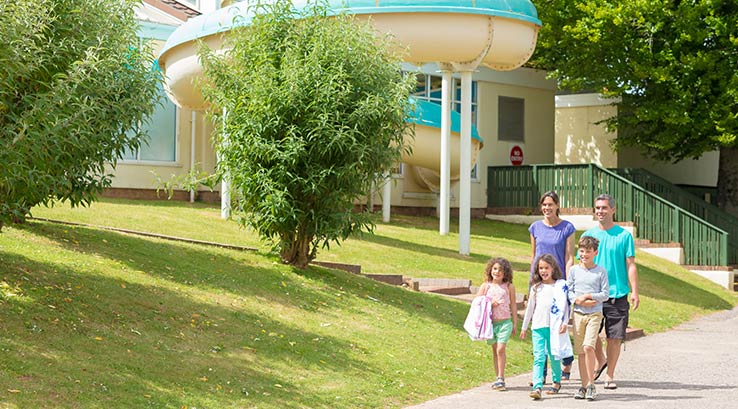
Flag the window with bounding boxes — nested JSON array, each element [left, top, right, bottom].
[[412, 74, 478, 125], [413, 73, 479, 180], [391, 162, 404, 178], [122, 82, 177, 162], [177, 0, 200, 9], [498, 96, 525, 142]]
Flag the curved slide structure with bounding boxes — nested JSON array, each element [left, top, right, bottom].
[[406, 99, 483, 191], [159, 0, 539, 176], [158, 0, 540, 252]]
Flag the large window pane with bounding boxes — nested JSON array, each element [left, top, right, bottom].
[[140, 88, 176, 161], [498, 96, 524, 142]]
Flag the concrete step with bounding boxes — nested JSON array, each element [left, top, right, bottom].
[[421, 286, 472, 296], [686, 265, 737, 291], [625, 327, 645, 341]]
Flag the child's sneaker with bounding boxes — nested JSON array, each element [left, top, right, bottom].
[[529, 387, 542, 400], [586, 384, 597, 401], [491, 378, 506, 391], [574, 386, 587, 399]]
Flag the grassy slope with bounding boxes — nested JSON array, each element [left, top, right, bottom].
[[0, 199, 732, 408]]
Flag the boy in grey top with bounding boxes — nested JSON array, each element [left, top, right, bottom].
[[567, 236, 609, 400]]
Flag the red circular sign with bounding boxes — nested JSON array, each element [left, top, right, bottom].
[[510, 145, 524, 166]]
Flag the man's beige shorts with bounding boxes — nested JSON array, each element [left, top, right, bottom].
[[573, 311, 604, 354]]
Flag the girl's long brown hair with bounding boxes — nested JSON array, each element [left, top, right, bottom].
[[530, 254, 563, 289]]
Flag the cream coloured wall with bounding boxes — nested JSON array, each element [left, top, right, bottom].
[[477, 82, 555, 167], [555, 94, 618, 168], [555, 93, 718, 188], [618, 147, 719, 187]]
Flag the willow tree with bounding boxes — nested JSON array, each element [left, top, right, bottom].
[[200, 0, 414, 268], [0, 0, 160, 229]]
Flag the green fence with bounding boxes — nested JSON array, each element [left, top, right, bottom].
[[488, 164, 732, 266], [613, 168, 738, 267]]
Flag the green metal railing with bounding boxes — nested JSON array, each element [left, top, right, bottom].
[[612, 168, 738, 264], [487, 163, 732, 266]]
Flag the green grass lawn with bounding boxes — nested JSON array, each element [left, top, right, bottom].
[[0, 198, 733, 408]]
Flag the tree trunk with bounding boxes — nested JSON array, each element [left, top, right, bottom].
[[279, 230, 315, 269], [716, 146, 738, 217]]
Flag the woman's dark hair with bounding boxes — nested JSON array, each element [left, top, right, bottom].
[[539, 191, 561, 216]]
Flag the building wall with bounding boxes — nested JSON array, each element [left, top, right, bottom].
[[110, 13, 219, 197], [555, 93, 719, 188], [555, 94, 619, 168], [618, 147, 719, 187], [370, 64, 556, 211]]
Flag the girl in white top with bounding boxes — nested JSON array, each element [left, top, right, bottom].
[[520, 254, 571, 400]]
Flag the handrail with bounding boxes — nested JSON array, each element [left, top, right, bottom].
[[613, 167, 738, 230], [612, 167, 738, 266], [487, 163, 732, 266]]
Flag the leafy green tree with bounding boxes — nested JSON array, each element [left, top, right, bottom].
[[0, 0, 161, 229], [200, 0, 414, 268], [532, 0, 738, 214]]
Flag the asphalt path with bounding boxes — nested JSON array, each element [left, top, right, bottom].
[[407, 306, 738, 409]]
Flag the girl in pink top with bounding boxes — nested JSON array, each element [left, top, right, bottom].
[[476, 257, 518, 391]]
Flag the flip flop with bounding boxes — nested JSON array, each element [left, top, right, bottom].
[[545, 383, 562, 395], [593, 363, 607, 381], [604, 380, 618, 390]]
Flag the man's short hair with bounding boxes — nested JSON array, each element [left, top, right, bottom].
[[594, 194, 616, 208], [578, 235, 600, 250]]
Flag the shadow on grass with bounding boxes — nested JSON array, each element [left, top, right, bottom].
[[638, 264, 733, 310], [93, 197, 219, 209], [353, 232, 532, 274], [372, 215, 533, 242], [21, 221, 342, 308], [357, 233, 491, 263], [21, 220, 471, 329], [297, 264, 471, 322], [0, 251, 367, 408]]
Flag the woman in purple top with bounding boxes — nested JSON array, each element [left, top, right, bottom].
[[529, 191, 576, 282], [529, 191, 576, 379]]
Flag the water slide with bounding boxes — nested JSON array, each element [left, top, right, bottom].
[[158, 0, 539, 184]]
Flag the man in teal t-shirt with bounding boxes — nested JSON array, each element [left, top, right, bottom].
[[581, 194, 640, 390]]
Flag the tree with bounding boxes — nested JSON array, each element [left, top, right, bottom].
[[200, 0, 414, 268], [0, 0, 161, 229], [531, 0, 738, 214]]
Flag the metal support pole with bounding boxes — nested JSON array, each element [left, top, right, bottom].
[[459, 71, 473, 255], [382, 171, 391, 223], [439, 70, 452, 235]]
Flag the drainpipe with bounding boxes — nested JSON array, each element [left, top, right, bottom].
[[220, 108, 231, 219], [190, 111, 196, 203], [382, 171, 391, 223]]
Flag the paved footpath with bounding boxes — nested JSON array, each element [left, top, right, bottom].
[[407, 306, 738, 409]]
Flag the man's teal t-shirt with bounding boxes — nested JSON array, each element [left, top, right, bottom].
[[581, 225, 635, 299]]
